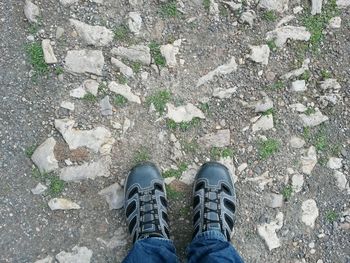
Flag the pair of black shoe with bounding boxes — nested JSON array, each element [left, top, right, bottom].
[[124, 162, 237, 243]]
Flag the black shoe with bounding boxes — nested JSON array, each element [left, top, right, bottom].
[[124, 163, 170, 243], [192, 162, 237, 241]]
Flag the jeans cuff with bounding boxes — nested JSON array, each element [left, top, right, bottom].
[[192, 230, 227, 243], [137, 236, 174, 245]]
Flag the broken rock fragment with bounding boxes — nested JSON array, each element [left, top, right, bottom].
[[98, 183, 124, 210], [299, 109, 329, 127], [160, 39, 181, 68], [128, 12, 142, 35], [281, 59, 310, 80], [266, 26, 311, 47], [42, 39, 58, 64], [111, 57, 134, 77], [65, 49, 104, 75], [259, 0, 289, 12], [257, 212, 284, 251], [249, 45, 270, 65], [111, 45, 151, 65], [301, 199, 319, 228], [301, 146, 317, 175], [291, 80, 307, 92], [48, 198, 81, 210], [108, 81, 141, 104], [212, 87, 237, 99], [198, 129, 231, 148], [56, 246, 92, 263], [100, 96, 113, 116], [24, 0, 40, 24], [255, 96, 273, 113], [239, 10, 256, 26], [31, 183, 48, 195], [31, 137, 59, 174], [252, 115, 274, 132], [166, 103, 205, 123], [311, 0, 323, 15]]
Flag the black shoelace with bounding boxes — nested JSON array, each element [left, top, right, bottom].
[[203, 189, 223, 231]]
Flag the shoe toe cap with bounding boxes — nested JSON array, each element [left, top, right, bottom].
[[125, 163, 162, 191]]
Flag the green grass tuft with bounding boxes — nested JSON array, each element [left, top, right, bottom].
[[26, 42, 49, 75], [281, 186, 293, 200], [262, 10, 277, 21], [25, 145, 37, 158], [131, 61, 142, 73], [149, 42, 166, 67], [210, 147, 234, 160], [267, 40, 277, 51], [262, 108, 276, 116], [258, 139, 280, 159], [49, 177, 65, 196], [181, 140, 199, 154], [166, 185, 184, 200], [147, 90, 171, 115], [82, 93, 97, 103], [162, 163, 188, 179], [113, 24, 130, 41], [300, 70, 311, 81], [114, 95, 128, 107], [203, 0, 210, 11], [266, 81, 284, 90], [160, 1, 178, 17], [54, 66, 64, 75], [325, 211, 339, 222], [305, 107, 316, 116], [321, 70, 332, 79], [133, 148, 150, 164]]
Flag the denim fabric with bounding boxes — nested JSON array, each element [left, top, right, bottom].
[[122, 231, 244, 263]]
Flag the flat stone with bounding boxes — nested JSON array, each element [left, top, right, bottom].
[[129, 0, 143, 6], [198, 129, 231, 148], [299, 110, 329, 127], [311, 0, 323, 15], [329, 16, 342, 28], [291, 80, 307, 92], [31, 183, 48, 195], [70, 19, 113, 47], [301, 199, 319, 228], [59, 157, 111, 182], [255, 96, 273, 112], [60, 101, 75, 111], [65, 49, 104, 75], [108, 81, 141, 104], [42, 39, 58, 64], [80, 79, 99, 96], [166, 103, 205, 123], [265, 193, 283, 208], [320, 78, 341, 90], [290, 103, 307, 112], [24, 0, 40, 23], [98, 183, 124, 210], [111, 45, 151, 65], [31, 137, 59, 174], [257, 212, 284, 251], [276, 15, 296, 27], [281, 59, 310, 80], [249, 45, 270, 65], [301, 146, 317, 175], [292, 173, 304, 193], [55, 119, 114, 154], [59, 0, 78, 6], [48, 198, 81, 210], [128, 12, 142, 35], [209, 0, 220, 21], [290, 136, 305, 148], [223, 1, 242, 11], [56, 27, 65, 39], [337, 0, 350, 8], [56, 246, 92, 263], [179, 164, 199, 185], [259, 0, 289, 12], [252, 115, 274, 132], [111, 57, 134, 77], [293, 6, 303, 13], [266, 26, 311, 47], [246, 171, 273, 190], [238, 163, 248, 173], [196, 57, 237, 87], [34, 256, 53, 263], [100, 96, 113, 116], [212, 87, 237, 99], [239, 10, 256, 26], [333, 171, 349, 193], [327, 157, 343, 170], [160, 39, 181, 68]]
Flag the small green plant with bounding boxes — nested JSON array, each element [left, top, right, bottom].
[[325, 211, 339, 222], [281, 186, 293, 200], [199, 102, 210, 115], [116, 74, 128, 84], [210, 147, 234, 159], [162, 163, 188, 179], [303, 127, 311, 140], [98, 82, 108, 95], [266, 81, 284, 90], [300, 70, 311, 81], [305, 107, 316, 116], [149, 42, 166, 67], [182, 140, 199, 154], [267, 40, 277, 51], [32, 167, 45, 180], [262, 10, 277, 21], [26, 42, 49, 75], [114, 95, 128, 107], [28, 23, 39, 34], [166, 185, 184, 200], [219, 5, 229, 17], [49, 177, 65, 196], [314, 133, 327, 152], [147, 90, 171, 115], [166, 119, 177, 130], [54, 66, 64, 75], [258, 139, 280, 159], [131, 62, 142, 73], [133, 148, 150, 164], [83, 93, 97, 103], [262, 108, 276, 116], [160, 1, 178, 17], [25, 145, 37, 158], [113, 24, 130, 41], [321, 70, 332, 79], [203, 0, 210, 11], [179, 118, 201, 132]]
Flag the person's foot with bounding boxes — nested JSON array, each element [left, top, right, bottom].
[[192, 162, 237, 241], [124, 163, 170, 243]]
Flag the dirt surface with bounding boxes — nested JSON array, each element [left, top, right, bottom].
[[0, 0, 349, 262]]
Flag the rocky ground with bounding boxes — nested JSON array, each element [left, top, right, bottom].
[[0, 0, 349, 262]]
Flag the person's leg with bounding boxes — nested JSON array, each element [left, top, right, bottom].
[[122, 163, 179, 263], [187, 162, 244, 263]]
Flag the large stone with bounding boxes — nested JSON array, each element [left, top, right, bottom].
[[259, 0, 289, 12], [239, 10, 256, 26], [289, 136, 305, 148], [311, 0, 323, 15], [252, 115, 274, 132], [329, 16, 342, 28], [111, 45, 151, 65], [59, 157, 111, 182], [299, 110, 329, 127], [55, 119, 114, 154], [291, 80, 307, 92], [98, 183, 124, 210], [128, 12, 142, 35], [24, 0, 40, 24], [65, 50, 104, 75], [333, 171, 349, 193], [327, 157, 343, 170], [108, 81, 141, 104], [48, 198, 81, 210], [301, 146, 317, 175], [212, 87, 237, 99], [196, 57, 237, 87], [70, 79, 99, 98], [56, 246, 92, 263], [292, 173, 304, 193], [255, 96, 273, 113], [337, 0, 350, 8], [257, 212, 284, 251], [70, 19, 113, 47], [160, 39, 181, 68], [31, 137, 59, 174], [320, 78, 341, 90], [266, 26, 311, 47], [60, 101, 75, 111], [111, 57, 134, 77], [301, 199, 319, 228], [198, 129, 231, 148], [249, 45, 270, 65], [42, 39, 58, 64], [265, 193, 283, 208], [166, 103, 205, 123]]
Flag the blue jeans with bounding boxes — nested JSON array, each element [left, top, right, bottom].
[[122, 230, 244, 263]]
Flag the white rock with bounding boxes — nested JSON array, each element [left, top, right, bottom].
[[276, 15, 295, 27], [48, 198, 81, 210], [128, 12, 142, 35], [108, 81, 141, 104], [290, 103, 307, 112], [219, 156, 237, 183], [333, 171, 349, 193], [337, 0, 350, 8], [291, 80, 307, 92], [292, 173, 304, 193], [164, 177, 176, 185], [198, 129, 231, 148], [111, 45, 151, 65], [166, 103, 205, 123], [31, 137, 58, 174], [320, 78, 341, 90], [56, 246, 92, 263], [281, 59, 310, 80], [209, 0, 220, 21], [123, 118, 133, 134], [65, 50, 104, 75], [301, 146, 317, 175], [265, 193, 283, 208], [31, 183, 48, 195], [98, 183, 124, 210], [60, 101, 75, 111], [78, 79, 99, 96], [70, 19, 113, 47], [246, 171, 273, 190], [290, 136, 305, 148], [179, 164, 199, 185], [111, 57, 134, 77], [311, 0, 323, 15], [70, 86, 86, 98], [259, 0, 289, 12], [129, 0, 143, 6], [42, 39, 57, 64], [249, 45, 270, 65], [239, 10, 256, 26], [266, 26, 311, 47], [24, 0, 40, 24], [293, 6, 303, 14], [196, 57, 237, 87], [255, 96, 273, 112], [252, 115, 274, 132], [301, 199, 319, 228], [34, 256, 53, 263], [160, 39, 181, 68], [55, 119, 114, 153], [59, 0, 78, 6], [212, 87, 237, 99], [56, 27, 65, 39], [223, 1, 242, 11], [59, 157, 111, 182], [257, 212, 284, 251], [100, 96, 113, 116], [299, 109, 329, 127], [327, 157, 343, 170], [238, 163, 248, 173]]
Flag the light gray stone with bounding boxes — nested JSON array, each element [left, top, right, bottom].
[[290, 103, 307, 112], [48, 198, 81, 210], [259, 0, 289, 12], [337, 0, 350, 8], [266, 26, 311, 47], [111, 57, 134, 77], [289, 136, 305, 148], [31, 137, 58, 174], [311, 0, 323, 15], [223, 1, 242, 11], [212, 87, 237, 99], [301, 146, 317, 175], [281, 59, 310, 80], [257, 212, 284, 251], [24, 0, 40, 24], [160, 39, 181, 67], [252, 115, 274, 132], [108, 81, 141, 104], [65, 50, 104, 75], [56, 27, 65, 39], [111, 45, 151, 65], [129, 0, 143, 6], [56, 246, 92, 263], [98, 183, 124, 210], [128, 12, 142, 35], [291, 80, 307, 92], [42, 39, 58, 64], [60, 101, 75, 111], [301, 199, 319, 228], [255, 96, 273, 112], [320, 78, 341, 90], [265, 193, 283, 208], [34, 255, 53, 263], [166, 103, 205, 123], [100, 96, 113, 116], [249, 45, 270, 65], [299, 110, 329, 127], [198, 129, 231, 148], [179, 164, 199, 185], [327, 157, 343, 170], [239, 10, 256, 26], [31, 183, 48, 195], [333, 171, 349, 193], [59, 0, 78, 6], [292, 173, 304, 193], [276, 15, 296, 27]]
